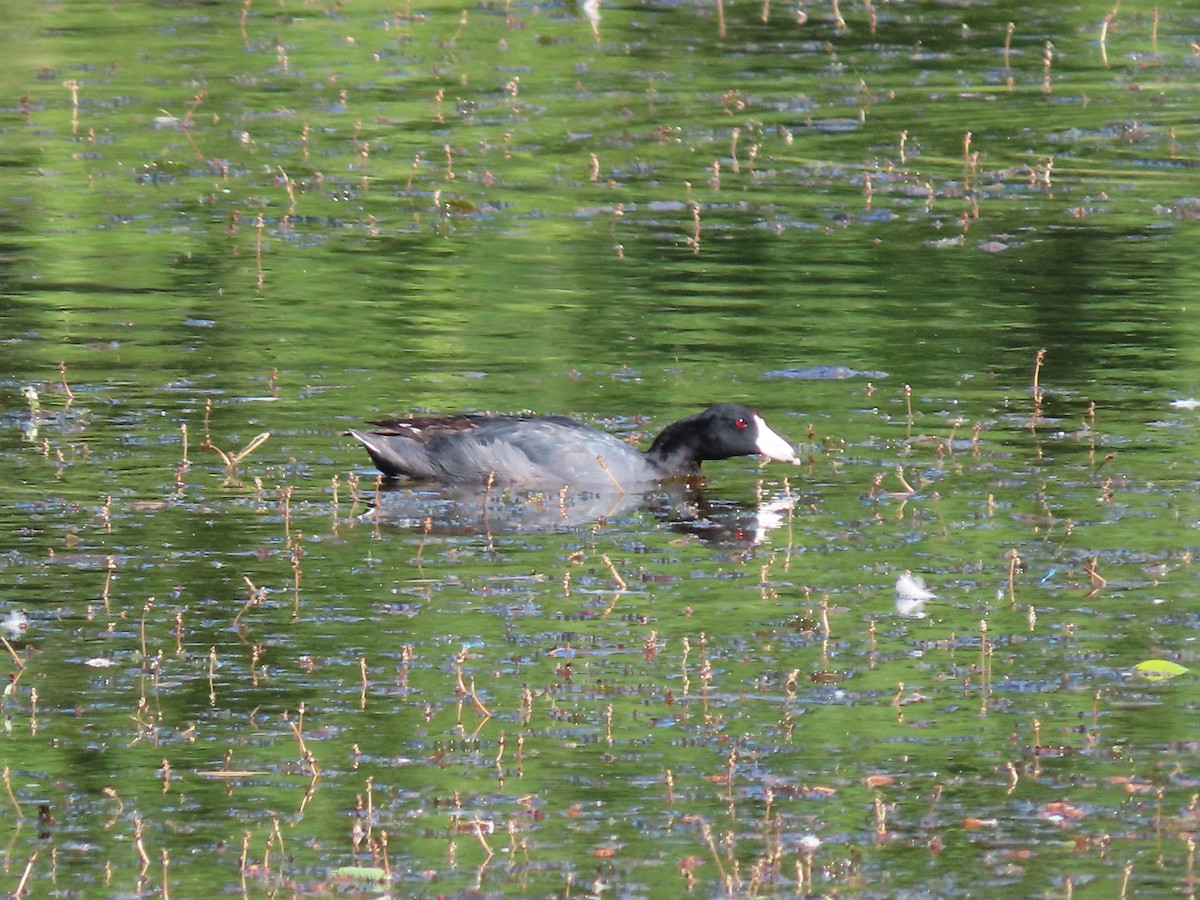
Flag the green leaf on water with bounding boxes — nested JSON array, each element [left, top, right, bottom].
[[1132, 659, 1189, 681], [331, 866, 390, 882]]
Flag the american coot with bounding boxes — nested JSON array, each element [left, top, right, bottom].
[[348, 402, 799, 489]]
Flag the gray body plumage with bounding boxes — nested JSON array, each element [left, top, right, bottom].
[[348, 403, 798, 490]]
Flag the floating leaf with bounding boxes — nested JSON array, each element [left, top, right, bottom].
[[330, 866, 390, 882], [1133, 659, 1189, 681], [962, 817, 999, 829]]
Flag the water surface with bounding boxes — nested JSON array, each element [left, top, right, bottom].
[[1, 0, 1198, 896]]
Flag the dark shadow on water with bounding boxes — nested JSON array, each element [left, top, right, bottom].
[[360, 480, 798, 546]]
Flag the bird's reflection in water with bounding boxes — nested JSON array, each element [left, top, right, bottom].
[[358, 480, 799, 548]]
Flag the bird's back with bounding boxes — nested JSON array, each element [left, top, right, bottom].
[[351, 413, 653, 488]]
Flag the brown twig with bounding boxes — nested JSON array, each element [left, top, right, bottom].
[[1031, 348, 1047, 424], [58, 361, 75, 402], [13, 849, 38, 899]]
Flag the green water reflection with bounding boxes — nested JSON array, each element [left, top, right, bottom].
[[1, 0, 1199, 896]]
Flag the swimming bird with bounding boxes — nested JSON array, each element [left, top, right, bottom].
[[348, 403, 798, 489]]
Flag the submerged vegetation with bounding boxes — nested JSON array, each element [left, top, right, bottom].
[[1, 0, 1199, 896]]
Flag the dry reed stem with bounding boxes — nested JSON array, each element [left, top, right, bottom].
[[278, 167, 296, 217], [1083, 557, 1107, 598], [600, 553, 627, 591], [254, 213, 265, 290], [13, 849, 38, 898], [64, 79, 79, 135], [203, 431, 271, 475], [139, 597, 156, 663], [1099, 5, 1119, 68], [134, 813, 151, 871], [468, 677, 492, 718], [172, 608, 185, 655], [161, 847, 171, 900], [470, 815, 495, 859], [179, 423, 190, 469], [1007, 551, 1020, 606], [58, 361, 75, 401], [1031, 348, 1047, 424], [595, 455, 625, 494], [291, 533, 304, 616], [978, 618, 991, 694], [701, 822, 730, 887], [873, 793, 887, 836], [234, 576, 265, 628], [239, 0, 251, 47], [207, 646, 219, 706], [1, 635, 24, 670], [290, 706, 320, 776], [3, 766, 24, 818]]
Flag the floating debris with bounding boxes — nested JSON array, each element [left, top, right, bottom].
[[894, 571, 936, 618], [2, 609, 28, 640]]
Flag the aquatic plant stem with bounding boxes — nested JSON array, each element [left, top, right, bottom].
[[207, 646, 218, 706], [290, 704, 320, 776], [1031, 348, 1047, 425], [13, 849, 37, 899], [64, 79, 79, 135], [234, 577, 264, 629], [254, 213, 265, 290], [291, 532, 304, 617], [1, 635, 25, 671], [600, 553, 626, 591], [239, 0, 251, 48], [58, 361, 75, 402], [1099, 6, 1118, 68], [1007, 550, 1020, 606], [2, 766, 23, 818]]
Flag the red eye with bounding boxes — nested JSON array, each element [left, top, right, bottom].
[[735, 417, 748, 430]]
